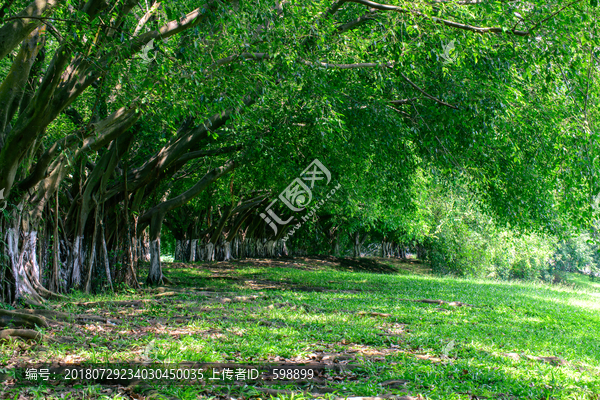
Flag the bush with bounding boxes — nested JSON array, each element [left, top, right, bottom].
[[426, 210, 494, 277], [508, 233, 555, 280], [552, 234, 597, 273], [424, 206, 556, 281]]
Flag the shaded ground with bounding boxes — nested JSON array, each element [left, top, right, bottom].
[[173, 256, 431, 275], [0, 258, 598, 400]]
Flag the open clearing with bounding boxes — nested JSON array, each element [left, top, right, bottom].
[[1, 257, 599, 400]]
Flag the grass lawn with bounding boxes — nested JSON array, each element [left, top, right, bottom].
[[1, 257, 599, 399]]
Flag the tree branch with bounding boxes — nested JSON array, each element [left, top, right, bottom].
[[133, 1, 161, 36], [337, 11, 378, 33], [390, 98, 418, 105], [117, 94, 256, 197], [345, 0, 404, 12], [327, 0, 348, 15], [139, 159, 237, 224], [0, 26, 46, 133], [387, 105, 414, 121], [176, 145, 244, 165], [340, 0, 529, 36], [400, 73, 458, 109], [0, 0, 58, 61], [529, 0, 584, 32], [17, 105, 141, 192], [300, 59, 394, 69], [207, 52, 271, 70]]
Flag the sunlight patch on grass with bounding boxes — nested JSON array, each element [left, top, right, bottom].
[[568, 298, 600, 311], [6, 260, 600, 399]]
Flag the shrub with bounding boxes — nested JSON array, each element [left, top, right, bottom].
[[426, 210, 494, 277], [552, 234, 597, 273], [424, 208, 556, 281]]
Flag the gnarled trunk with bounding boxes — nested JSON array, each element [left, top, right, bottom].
[[223, 241, 232, 261], [6, 227, 44, 304], [206, 242, 215, 262]]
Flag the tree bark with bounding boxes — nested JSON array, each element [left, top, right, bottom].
[[84, 196, 100, 293], [50, 190, 60, 292], [190, 239, 197, 262], [223, 241, 232, 261], [0, 0, 58, 62], [101, 223, 113, 292], [146, 212, 165, 285], [0, 26, 46, 133], [6, 224, 45, 304]]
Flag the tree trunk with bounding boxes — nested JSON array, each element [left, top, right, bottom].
[[280, 239, 289, 256], [6, 226, 44, 304], [265, 240, 275, 257], [223, 241, 232, 261], [197, 240, 205, 261], [353, 232, 360, 258], [232, 237, 239, 258], [175, 240, 182, 261], [70, 235, 84, 288], [123, 156, 138, 287], [256, 239, 264, 257], [206, 242, 215, 262], [190, 239, 197, 262], [101, 224, 113, 292], [183, 240, 191, 261], [174, 240, 183, 261], [50, 190, 60, 292], [146, 212, 165, 285]]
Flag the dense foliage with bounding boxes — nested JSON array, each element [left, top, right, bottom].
[[0, 0, 598, 303]]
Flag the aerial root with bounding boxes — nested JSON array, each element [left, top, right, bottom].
[[9, 308, 120, 325], [0, 309, 49, 328], [0, 329, 52, 342]]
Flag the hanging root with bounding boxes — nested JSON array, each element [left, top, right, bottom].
[[0, 329, 51, 342], [0, 309, 49, 328]]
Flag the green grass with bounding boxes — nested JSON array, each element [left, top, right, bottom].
[[565, 272, 600, 293], [2, 260, 600, 399]]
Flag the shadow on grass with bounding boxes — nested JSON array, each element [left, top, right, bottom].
[[13, 259, 598, 400], [164, 256, 432, 277], [311, 255, 400, 274]]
